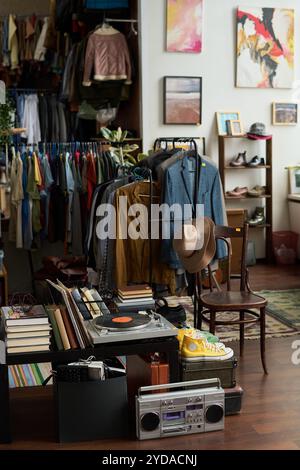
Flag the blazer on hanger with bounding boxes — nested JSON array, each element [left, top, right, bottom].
[[161, 155, 227, 269]]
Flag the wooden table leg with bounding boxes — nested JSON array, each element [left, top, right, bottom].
[[0, 364, 11, 443]]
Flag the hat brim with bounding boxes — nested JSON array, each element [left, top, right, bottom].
[[247, 133, 272, 141], [173, 218, 216, 273]]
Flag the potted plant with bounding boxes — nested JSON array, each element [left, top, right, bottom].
[[100, 127, 145, 167]]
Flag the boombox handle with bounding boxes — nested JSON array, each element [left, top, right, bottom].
[[138, 378, 221, 396]]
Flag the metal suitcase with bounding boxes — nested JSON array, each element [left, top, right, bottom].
[[225, 384, 244, 416], [181, 357, 237, 389]]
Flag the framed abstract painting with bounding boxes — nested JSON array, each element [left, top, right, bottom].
[[236, 7, 294, 88], [166, 0, 203, 53], [164, 77, 202, 125]]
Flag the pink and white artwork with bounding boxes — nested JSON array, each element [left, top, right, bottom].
[[166, 0, 203, 53]]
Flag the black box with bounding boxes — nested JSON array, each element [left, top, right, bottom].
[[181, 357, 237, 389], [54, 374, 129, 443], [225, 385, 244, 416]]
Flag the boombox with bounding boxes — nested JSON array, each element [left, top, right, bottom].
[[136, 378, 224, 440]]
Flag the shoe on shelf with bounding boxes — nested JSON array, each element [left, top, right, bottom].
[[248, 206, 266, 226], [230, 151, 247, 167], [247, 185, 267, 197], [181, 336, 234, 361], [247, 156, 266, 167], [226, 187, 248, 197], [177, 328, 220, 350]]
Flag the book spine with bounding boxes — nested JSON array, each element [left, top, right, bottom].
[[8, 367, 16, 388], [34, 364, 45, 385], [60, 306, 80, 349], [45, 307, 64, 351], [16, 365, 26, 387], [53, 309, 71, 350], [11, 366, 21, 387], [30, 364, 40, 385], [23, 364, 34, 387], [28, 364, 38, 386]]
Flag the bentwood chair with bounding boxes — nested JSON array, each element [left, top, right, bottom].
[[197, 223, 268, 374]]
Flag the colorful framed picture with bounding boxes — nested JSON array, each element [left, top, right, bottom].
[[273, 102, 298, 126], [236, 7, 294, 89], [164, 77, 202, 125], [216, 111, 241, 136], [229, 119, 244, 136], [166, 0, 203, 53]]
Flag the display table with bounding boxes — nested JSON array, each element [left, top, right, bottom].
[[0, 317, 179, 443]]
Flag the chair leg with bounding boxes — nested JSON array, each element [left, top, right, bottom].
[[240, 310, 245, 357], [260, 307, 268, 374], [210, 311, 216, 334]]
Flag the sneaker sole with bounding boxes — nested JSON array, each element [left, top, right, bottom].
[[180, 350, 234, 362]]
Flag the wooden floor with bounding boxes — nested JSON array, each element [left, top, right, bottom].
[[1, 264, 300, 451]]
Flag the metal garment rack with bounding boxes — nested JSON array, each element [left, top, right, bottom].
[[154, 136, 206, 155], [154, 137, 202, 326]]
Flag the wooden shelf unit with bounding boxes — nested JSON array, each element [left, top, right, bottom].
[[219, 135, 273, 263]]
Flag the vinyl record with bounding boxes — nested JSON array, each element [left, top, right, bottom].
[[94, 313, 153, 331]]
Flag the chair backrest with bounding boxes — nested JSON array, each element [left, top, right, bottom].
[[214, 222, 249, 291]]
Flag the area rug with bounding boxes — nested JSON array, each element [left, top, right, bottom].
[[167, 296, 299, 343], [258, 289, 300, 330]]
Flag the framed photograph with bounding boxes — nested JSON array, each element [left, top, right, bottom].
[[229, 119, 244, 136], [164, 76, 202, 125], [273, 102, 298, 125], [289, 168, 300, 194], [216, 111, 241, 135]]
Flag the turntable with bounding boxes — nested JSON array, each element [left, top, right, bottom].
[[85, 312, 178, 345]]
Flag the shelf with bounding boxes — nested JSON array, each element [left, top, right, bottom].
[[224, 166, 271, 170], [225, 195, 272, 200], [219, 134, 272, 140]]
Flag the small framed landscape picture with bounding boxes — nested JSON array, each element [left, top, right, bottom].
[[216, 111, 241, 135], [164, 76, 202, 125], [273, 102, 298, 126]]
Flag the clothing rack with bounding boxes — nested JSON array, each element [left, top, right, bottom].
[[154, 137, 202, 327], [154, 137, 206, 155]]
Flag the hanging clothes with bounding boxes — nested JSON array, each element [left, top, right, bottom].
[[8, 14, 19, 69], [9, 152, 24, 249], [83, 28, 132, 86], [114, 180, 176, 293], [33, 17, 49, 61], [22, 94, 41, 144]]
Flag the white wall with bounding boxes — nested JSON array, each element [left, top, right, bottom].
[[140, 0, 300, 253]]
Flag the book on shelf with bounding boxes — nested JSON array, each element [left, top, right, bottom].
[[45, 306, 63, 351], [7, 344, 50, 354], [6, 324, 51, 333], [116, 297, 154, 305], [7, 337, 51, 347], [6, 330, 51, 339], [8, 363, 53, 388], [1, 305, 49, 326], [46, 279, 92, 349], [118, 285, 152, 296]]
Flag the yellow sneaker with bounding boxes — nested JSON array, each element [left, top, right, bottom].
[[181, 336, 234, 361], [177, 328, 221, 351]]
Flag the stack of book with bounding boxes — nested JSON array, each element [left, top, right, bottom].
[[8, 363, 52, 388], [115, 285, 155, 313], [46, 280, 109, 350], [1, 305, 51, 354]]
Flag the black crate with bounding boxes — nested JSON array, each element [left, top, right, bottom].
[[54, 374, 129, 443]]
